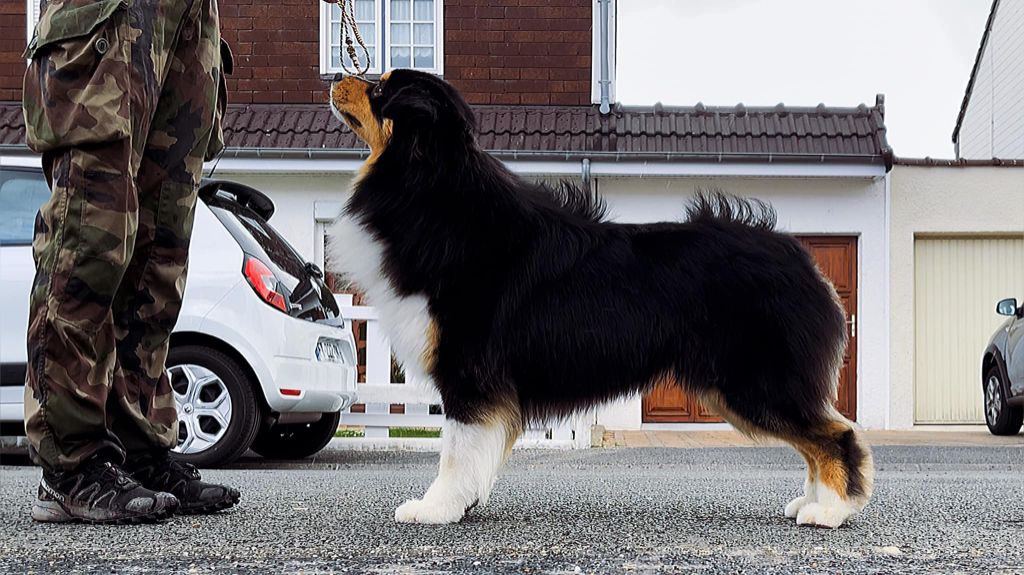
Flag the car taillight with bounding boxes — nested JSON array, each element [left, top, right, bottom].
[[243, 255, 288, 312]]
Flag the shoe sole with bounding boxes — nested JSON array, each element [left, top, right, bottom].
[[32, 499, 178, 525], [177, 492, 240, 515]]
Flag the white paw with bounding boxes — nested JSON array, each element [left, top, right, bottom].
[[784, 495, 813, 519], [394, 498, 465, 524], [795, 502, 854, 529]]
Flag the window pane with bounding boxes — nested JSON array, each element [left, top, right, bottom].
[[331, 4, 341, 22], [391, 0, 411, 21], [413, 47, 433, 69], [331, 23, 341, 43], [413, 0, 433, 21], [355, 0, 375, 21], [413, 23, 432, 46], [344, 45, 375, 68], [332, 49, 341, 68], [391, 46, 410, 67], [391, 23, 410, 44], [358, 24, 376, 44], [0, 171, 51, 245]]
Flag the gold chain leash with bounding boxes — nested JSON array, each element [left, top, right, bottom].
[[338, 0, 371, 76]]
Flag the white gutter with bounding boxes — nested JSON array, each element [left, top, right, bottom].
[[3, 150, 884, 178], [206, 156, 885, 179]]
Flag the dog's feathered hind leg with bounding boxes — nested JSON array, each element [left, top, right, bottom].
[[784, 446, 819, 519], [789, 415, 874, 528], [394, 401, 522, 524], [701, 391, 874, 528]]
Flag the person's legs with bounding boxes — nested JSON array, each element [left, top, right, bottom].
[[111, 0, 239, 513], [22, 0, 154, 473], [24, 142, 139, 471], [22, 0, 211, 523], [108, 0, 221, 455]]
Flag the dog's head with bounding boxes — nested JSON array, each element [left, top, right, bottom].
[[329, 69, 477, 161]]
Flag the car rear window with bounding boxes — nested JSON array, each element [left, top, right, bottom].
[[206, 195, 308, 282], [0, 169, 50, 245], [205, 193, 339, 321]]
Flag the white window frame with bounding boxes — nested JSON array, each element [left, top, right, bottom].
[[319, 0, 443, 77]]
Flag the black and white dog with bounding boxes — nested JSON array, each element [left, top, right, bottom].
[[328, 69, 874, 528]]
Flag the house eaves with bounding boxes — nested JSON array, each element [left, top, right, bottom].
[[952, 0, 1001, 146]]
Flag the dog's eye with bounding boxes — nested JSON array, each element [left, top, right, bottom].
[[372, 83, 384, 98]]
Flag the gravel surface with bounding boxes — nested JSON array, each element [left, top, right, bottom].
[[1, 445, 1022, 574]]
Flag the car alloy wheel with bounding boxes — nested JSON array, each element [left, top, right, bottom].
[[985, 375, 1002, 426], [169, 363, 234, 455]]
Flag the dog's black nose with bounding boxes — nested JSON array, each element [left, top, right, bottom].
[[331, 72, 345, 82]]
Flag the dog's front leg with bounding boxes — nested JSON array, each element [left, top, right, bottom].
[[395, 410, 520, 524]]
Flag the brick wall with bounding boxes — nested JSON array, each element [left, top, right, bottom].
[[445, 0, 593, 105], [0, 0, 330, 105], [220, 0, 326, 105], [2, 0, 594, 107], [0, 2, 27, 102]]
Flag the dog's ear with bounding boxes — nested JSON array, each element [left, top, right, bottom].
[[381, 85, 438, 125]]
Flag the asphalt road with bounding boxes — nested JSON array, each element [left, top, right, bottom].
[[1, 445, 1022, 574]]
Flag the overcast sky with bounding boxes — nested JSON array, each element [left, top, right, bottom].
[[616, 0, 992, 159]]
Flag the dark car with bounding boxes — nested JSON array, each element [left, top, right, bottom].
[[982, 298, 1024, 435]]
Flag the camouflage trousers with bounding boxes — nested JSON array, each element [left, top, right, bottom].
[[22, 0, 225, 471]]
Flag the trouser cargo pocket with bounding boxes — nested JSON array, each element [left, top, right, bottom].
[[22, 0, 131, 153]]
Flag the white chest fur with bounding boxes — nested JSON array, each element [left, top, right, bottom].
[[329, 213, 435, 382]]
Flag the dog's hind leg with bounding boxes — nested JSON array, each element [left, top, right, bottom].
[[788, 415, 874, 528], [783, 446, 819, 519], [394, 402, 522, 524], [701, 391, 873, 528]]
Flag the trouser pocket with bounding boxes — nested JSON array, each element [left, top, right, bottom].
[[22, 0, 131, 153]]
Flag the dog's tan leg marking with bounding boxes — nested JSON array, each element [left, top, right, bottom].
[[421, 320, 440, 374], [785, 446, 819, 519], [792, 418, 874, 529], [395, 401, 522, 524]]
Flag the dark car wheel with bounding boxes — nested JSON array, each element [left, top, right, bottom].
[[167, 345, 262, 467], [984, 367, 1024, 436], [250, 411, 341, 460]]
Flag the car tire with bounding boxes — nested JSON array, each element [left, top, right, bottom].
[[984, 367, 1024, 436], [250, 411, 341, 460], [167, 345, 262, 467]]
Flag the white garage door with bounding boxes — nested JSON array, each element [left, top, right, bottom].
[[915, 237, 1024, 423]]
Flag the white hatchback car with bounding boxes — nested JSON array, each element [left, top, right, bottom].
[[0, 166, 358, 467]]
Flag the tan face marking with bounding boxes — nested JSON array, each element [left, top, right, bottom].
[[329, 76, 392, 167]]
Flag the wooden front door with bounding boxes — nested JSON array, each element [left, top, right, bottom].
[[641, 235, 858, 422]]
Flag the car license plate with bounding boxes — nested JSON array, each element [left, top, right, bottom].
[[315, 337, 345, 363]]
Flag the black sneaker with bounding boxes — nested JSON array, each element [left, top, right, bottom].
[[126, 453, 239, 515], [32, 459, 179, 524]]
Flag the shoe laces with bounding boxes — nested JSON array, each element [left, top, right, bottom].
[[162, 458, 201, 482], [87, 461, 141, 490]]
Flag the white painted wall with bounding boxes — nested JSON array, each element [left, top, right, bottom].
[[958, 0, 1024, 159], [593, 176, 890, 430], [888, 165, 1024, 428]]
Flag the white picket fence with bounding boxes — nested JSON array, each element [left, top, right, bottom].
[[338, 305, 591, 449]]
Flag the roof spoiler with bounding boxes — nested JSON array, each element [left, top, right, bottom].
[[198, 179, 276, 220]]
